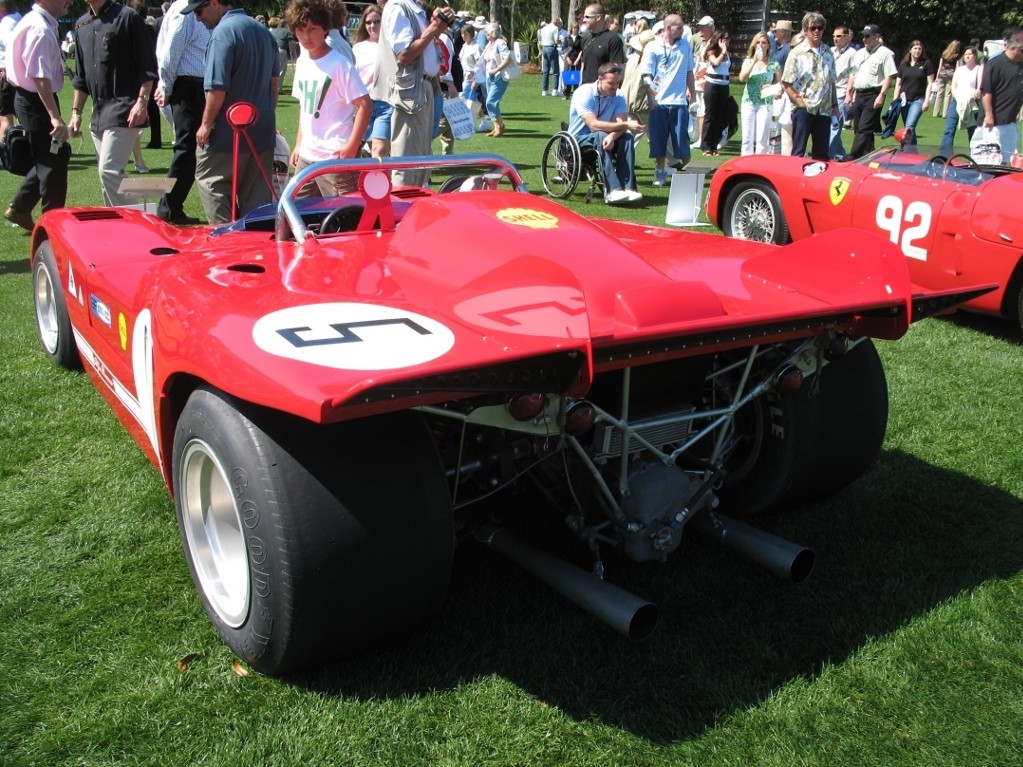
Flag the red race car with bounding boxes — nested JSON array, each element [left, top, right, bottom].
[[706, 142, 1023, 333], [30, 154, 986, 675]]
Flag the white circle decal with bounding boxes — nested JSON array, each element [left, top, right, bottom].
[[253, 303, 455, 370], [802, 161, 828, 178]]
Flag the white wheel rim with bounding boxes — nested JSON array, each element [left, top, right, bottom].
[[179, 439, 250, 628], [34, 262, 60, 355]]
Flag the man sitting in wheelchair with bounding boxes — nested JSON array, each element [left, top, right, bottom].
[[567, 62, 644, 204]]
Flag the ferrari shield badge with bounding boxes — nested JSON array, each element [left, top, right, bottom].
[[829, 178, 851, 206]]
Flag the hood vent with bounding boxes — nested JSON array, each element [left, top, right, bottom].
[[72, 209, 125, 222], [391, 187, 431, 200]]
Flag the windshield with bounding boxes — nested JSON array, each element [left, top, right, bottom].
[[853, 144, 1019, 187]]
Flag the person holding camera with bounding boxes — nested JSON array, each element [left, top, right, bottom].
[[372, 0, 455, 187]]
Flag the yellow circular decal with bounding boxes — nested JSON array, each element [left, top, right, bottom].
[[496, 208, 559, 230], [118, 312, 128, 350]]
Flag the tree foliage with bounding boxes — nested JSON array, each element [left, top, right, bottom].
[[68, 0, 1021, 62]]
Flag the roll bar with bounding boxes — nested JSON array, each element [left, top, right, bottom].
[[276, 154, 529, 244]]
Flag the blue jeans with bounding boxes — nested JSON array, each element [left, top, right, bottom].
[[541, 46, 560, 91], [791, 107, 831, 160], [900, 97, 925, 139], [485, 73, 508, 119], [362, 99, 393, 142], [647, 104, 692, 163], [940, 97, 981, 154], [829, 100, 849, 159], [578, 131, 636, 192]]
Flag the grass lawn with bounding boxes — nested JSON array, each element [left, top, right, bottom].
[[1, 73, 1021, 766]]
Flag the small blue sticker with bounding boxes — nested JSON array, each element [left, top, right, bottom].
[[91, 295, 112, 327]]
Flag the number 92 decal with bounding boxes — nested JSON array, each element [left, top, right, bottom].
[[875, 194, 931, 260]]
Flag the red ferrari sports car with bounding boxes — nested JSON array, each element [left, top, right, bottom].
[[30, 154, 985, 675], [705, 144, 1023, 334]]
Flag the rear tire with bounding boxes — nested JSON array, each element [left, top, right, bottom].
[[721, 180, 791, 245], [33, 240, 80, 370], [172, 387, 454, 675], [718, 339, 888, 516]]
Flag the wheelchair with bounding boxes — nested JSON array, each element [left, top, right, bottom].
[[540, 126, 606, 203]]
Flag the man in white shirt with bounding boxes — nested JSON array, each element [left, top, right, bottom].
[[847, 24, 895, 158], [829, 24, 856, 159], [371, 0, 453, 186], [4, 0, 71, 229], [0, 0, 23, 135], [154, 0, 209, 224], [538, 16, 560, 95]]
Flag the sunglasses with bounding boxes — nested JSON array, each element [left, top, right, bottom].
[[601, 66, 622, 76], [807, 25, 824, 32], [584, 14, 602, 19]]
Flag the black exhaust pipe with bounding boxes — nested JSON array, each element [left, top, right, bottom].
[[476, 524, 658, 641], [689, 511, 814, 582]]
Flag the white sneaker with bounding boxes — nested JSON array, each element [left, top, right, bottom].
[[542, 91, 550, 97], [606, 189, 630, 204], [652, 169, 667, 187], [625, 189, 643, 202]]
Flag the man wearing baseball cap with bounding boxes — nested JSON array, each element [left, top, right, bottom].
[[846, 23, 895, 158]]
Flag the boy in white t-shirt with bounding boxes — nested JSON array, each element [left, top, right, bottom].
[[285, 0, 371, 196]]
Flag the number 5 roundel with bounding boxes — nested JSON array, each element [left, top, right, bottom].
[[252, 303, 456, 370]]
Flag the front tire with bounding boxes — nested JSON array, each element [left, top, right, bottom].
[[33, 240, 79, 369], [172, 387, 454, 675], [718, 339, 888, 516], [721, 180, 791, 245]]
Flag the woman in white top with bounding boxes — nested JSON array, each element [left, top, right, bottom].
[[738, 32, 781, 155], [458, 25, 479, 100], [351, 5, 391, 158], [482, 23, 512, 136], [939, 45, 983, 153], [699, 29, 731, 155]]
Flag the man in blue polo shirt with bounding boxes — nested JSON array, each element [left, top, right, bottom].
[[642, 13, 695, 186], [185, 0, 280, 223], [568, 61, 643, 204]]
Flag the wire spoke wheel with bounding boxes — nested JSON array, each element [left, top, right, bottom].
[[723, 181, 790, 244]]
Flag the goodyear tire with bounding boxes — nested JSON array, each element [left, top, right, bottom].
[[33, 240, 80, 370], [721, 180, 791, 245], [172, 387, 454, 675], [718, 339, 888, 516]]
